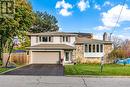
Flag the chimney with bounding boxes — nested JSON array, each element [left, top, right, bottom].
[[103, 32, 108, 41]]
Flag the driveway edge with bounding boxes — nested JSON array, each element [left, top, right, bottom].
[[0, 64, 29, 75]]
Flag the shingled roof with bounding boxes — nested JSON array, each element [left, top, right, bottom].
[[76, 37, 112, 44], [28, 32, 78, 36], [28, 31, 93, 37], [27, 44, 75, 50]]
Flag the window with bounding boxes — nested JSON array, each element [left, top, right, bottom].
[[65, 52, 69, 61], [96, 44, 99, 52], [66, 36, 69, 42], [36, 36, 38, 43], [85, 45, 88, 52], [89, 44, 91, 52], [42, 37, 48, 42], [85, 44, 103, 53], [62, 36, 70, 42], [48, 37, 51, 42], [39, 36, 52, 42], [39, 37, 42, 42], [100, 44, 103, 52], [93, 44, 95, 52], [63, 36, 65, 42]]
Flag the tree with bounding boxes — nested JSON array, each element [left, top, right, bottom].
[[14, 35, 30, 50], [29, 11, 59, 33], [0, 0, 35, 66], [108, 36, 130, 62], [121, 39, 130, 57], [109, 49, 128, 60], [111, 36, 123, 49]]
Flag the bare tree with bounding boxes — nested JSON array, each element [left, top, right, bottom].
[[121, 39, 130, 53], [111, 36, 123, 49]]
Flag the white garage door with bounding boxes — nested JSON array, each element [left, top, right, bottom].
[[31, 52, 60, 64]]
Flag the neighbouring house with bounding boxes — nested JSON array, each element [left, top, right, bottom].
[[27, 32, 112, 65]]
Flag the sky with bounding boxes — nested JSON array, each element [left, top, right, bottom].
[[29, 0, 130, 40]]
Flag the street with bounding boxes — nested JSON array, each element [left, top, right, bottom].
[[0, 76, 130, 87]]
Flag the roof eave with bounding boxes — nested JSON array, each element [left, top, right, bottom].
[[27, 47, 75, 50]]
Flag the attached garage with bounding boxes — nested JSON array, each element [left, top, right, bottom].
[[31, 51, 60, 64], [27, 44, 75, 65]]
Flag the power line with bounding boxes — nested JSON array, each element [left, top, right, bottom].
[[110, 0, 127, 40], [111, 0, 127, 34]]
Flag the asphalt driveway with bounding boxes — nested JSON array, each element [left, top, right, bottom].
[[3, 64, 64, 76]]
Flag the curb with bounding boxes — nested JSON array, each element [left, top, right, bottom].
[[0, 64, 29, 75], [66, 75, 130, 78]]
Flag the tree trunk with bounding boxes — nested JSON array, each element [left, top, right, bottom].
[[5, 43, 14, 67], [0, 36, 3, 61]]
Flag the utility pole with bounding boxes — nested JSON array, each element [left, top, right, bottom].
[[100, 56, 104, 73]]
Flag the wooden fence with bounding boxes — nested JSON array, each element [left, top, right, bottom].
[[3, 53, 29, 66]]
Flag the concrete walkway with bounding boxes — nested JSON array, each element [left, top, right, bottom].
[[0, 76, 130, 87]]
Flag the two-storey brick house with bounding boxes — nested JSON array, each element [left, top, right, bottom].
[[27, 32, 112, 65]]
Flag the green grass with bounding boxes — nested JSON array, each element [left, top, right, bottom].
[[65, 64, 130, 76], [0, 67, 10, 73]]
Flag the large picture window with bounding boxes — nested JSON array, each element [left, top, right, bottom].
[[85, 44, 103, 53]]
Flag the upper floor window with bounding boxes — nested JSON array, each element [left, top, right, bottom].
[[62, 36, 70, 42], [85, 44, 103, 53], [36, 36, 38, 43], [39, 36, 52, 42], [42, 37, 48, 42]]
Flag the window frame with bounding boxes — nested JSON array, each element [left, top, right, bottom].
[[39, 36, 52, 42], [96, 44, 99, 52], [62, 36, 70, 42], [100, 44, 103, 52], [84, 44, 104, 53], [42, 36, 48, 42]]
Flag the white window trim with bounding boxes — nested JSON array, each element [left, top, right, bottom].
[[39, 36, 52, 42], [64, 51, 72, 63], [84, 43, 104, 57], [84, 44, 104, 53], [62, 36, 70, 42]]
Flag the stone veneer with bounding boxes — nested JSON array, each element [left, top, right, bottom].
[[104, 43, 113, 63], [75, 43, 113, 63]]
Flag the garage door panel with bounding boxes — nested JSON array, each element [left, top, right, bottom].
[[32, 52, 59, 64]]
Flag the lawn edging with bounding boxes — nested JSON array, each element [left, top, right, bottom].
[[66, 75, 130, 78], [0, 64, 29, 75]]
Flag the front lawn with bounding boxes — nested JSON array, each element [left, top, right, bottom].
[[0, 67, 10, 73], [65, 64, 130, 76]]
